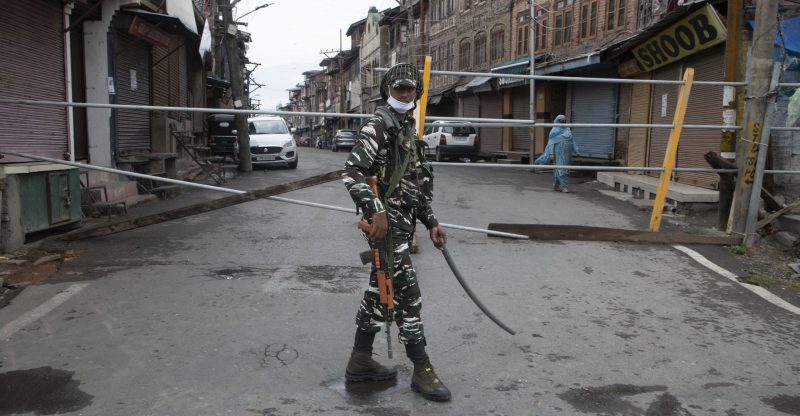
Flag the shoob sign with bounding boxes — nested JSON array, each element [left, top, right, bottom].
[[633, 4, 727, 72]]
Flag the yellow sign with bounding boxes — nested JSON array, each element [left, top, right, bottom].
[[633, 4, 726, 72]]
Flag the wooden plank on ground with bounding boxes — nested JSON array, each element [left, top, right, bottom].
[[488, 223, 740, 245], [61, 170, 343, 241]]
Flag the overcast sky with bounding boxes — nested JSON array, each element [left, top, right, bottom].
[[233, 0, 400, 110]]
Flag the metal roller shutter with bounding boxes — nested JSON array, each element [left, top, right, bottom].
[[152, 34, 188, 121], [0, 0, 67, 162], [627, 74, 652, 172], [152, 41, 172, 117], [648, 65, 681, 178], [512, 88, 531, 151], [480, 92, 502, 152], [676, 46, 724, 189], [462, 95, 479, 118], [113, 32, 152, 154], [570, 82, 617, 159]]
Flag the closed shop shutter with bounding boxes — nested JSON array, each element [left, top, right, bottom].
[[570, 82, 617, 159], [617, 83, 632, 162], [512, 88, 531, 151], [462, 95, 479, 119], [0, 0, 67, 162], [480, 92, 502, 152], [627, 74, 653, 172], [648, 65, 681, 178], [113, 32, 152, 154], [676, 46, 724, 189], [152, 40, 171, 117], [152, 35, 188, 121]]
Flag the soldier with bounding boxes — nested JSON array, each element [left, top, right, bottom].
[[341, 63, 451, 402]]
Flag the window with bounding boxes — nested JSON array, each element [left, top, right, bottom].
[[607, 0, 625, 30], [580, 4, 588, 39], [536, 15, 547, 51], [459, 40, 471, 68], [554, 14, 563, 45], [446, 40, 455, 71], [554, 6, 574, 46], [516, 13, 530, 56], [463, 0, 471, 11], [590, 2, 597, 35], [474, 34, 486, 65], [490, 28, 504, 61]]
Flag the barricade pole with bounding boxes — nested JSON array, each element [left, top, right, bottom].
[[0, 149, 527, 240], [650, 68, 694, 233], [417, 56, 432, 138]]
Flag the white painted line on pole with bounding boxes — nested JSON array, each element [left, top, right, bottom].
[[672, 245, 800, 316], [0, 283, 90, 341]]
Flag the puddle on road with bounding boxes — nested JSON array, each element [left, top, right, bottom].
[[557, 384, 669, 414], [323, 372, 411, 416], [762, 394, 800, 415], [0, 366, 93, 415]]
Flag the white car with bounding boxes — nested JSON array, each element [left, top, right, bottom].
[[248, 116, 298, 169], [421, 121, 480, 162]]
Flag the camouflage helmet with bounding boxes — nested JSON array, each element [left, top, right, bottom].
[[380, 62, 423, 101]]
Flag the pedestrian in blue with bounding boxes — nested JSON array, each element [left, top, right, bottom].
[[534, 114, 579, 192]]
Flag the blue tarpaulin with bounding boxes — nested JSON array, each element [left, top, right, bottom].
[[748, 16, 800, 56]]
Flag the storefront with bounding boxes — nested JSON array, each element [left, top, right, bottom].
[[615, 3, 728, 189], [569, 78, 618, 159], [111, 16, 154, 156], [0, 0, 69, 162]]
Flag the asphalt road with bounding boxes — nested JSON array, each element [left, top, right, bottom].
[[1, 147, 798, 416]]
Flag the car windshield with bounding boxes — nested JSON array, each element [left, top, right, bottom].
[[249, 120, 289, 134], [337, 131, 356, 137], [440, 126, 475, 135]]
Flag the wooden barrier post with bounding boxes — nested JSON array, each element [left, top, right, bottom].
[[649, 68, 695, 232], [416, 55, 432, 139]]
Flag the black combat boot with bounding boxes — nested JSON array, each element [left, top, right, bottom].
[[406, 342, 451, 401], [345, 330, 397, 382]]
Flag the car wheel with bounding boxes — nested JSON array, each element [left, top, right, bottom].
[[288, 157, 298, 169], [435, 147, 444, 162]]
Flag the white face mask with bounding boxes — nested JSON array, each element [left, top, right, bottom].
[[387, 95, 415, 113]]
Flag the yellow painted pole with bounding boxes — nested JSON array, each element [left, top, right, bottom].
[[416, 56, 432, 139], [649, 68, 694, 232]]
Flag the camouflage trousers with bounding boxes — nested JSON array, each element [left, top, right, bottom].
[[355, 227, 425, 345]]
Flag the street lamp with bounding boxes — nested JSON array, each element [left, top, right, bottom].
[[236, 2, 274, 21]]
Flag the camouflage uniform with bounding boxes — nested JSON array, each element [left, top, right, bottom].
[[342, 105, 437, 345]]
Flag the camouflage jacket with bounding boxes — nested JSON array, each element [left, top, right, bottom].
[[342, 105, 437, 232]]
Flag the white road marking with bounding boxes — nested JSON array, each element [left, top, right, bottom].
[[0, 283, 89, 341], [673, 245, 800, 316]]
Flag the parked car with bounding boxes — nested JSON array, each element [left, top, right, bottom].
[[332, 129, 358, 152], [421, 121, 480, 161], [248, 116, 298, 169], [296, 136, 310, 147]]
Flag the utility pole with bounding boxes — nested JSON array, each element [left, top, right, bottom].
[[340, 29, 346, 130], [220, 0, 252, 171], [419, 0, 426, 67], [717, 0, 742, 229], [729, 0, 778, 235], [528, 0, 537, 165], [406, 0, 415, 63]]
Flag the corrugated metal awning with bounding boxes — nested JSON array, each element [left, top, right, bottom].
[[455, 76, 492, 93]]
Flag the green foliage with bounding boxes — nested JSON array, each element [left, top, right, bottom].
[[742, 272, 773, 288], [730, 243, 747, 255]]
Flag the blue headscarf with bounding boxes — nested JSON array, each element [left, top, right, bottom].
[[548, 114, 573, 145]]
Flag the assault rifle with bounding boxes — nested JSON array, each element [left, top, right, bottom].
[[356, 176, 395, 359]]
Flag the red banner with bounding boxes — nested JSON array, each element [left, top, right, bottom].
[[128, 16, 171, 48]]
